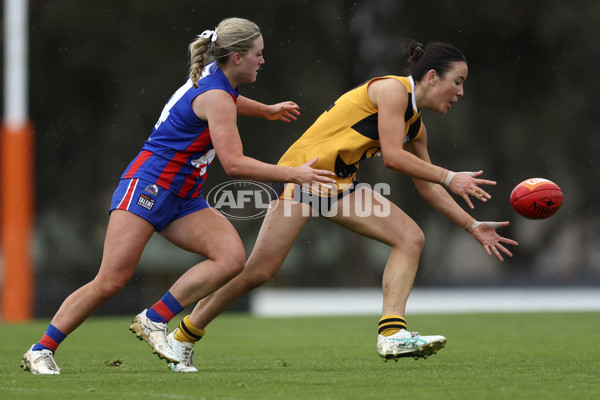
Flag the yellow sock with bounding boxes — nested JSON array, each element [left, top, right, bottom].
[[378, 315, 407, 337], [174, 315, 206, 343]]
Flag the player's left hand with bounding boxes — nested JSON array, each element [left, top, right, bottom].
[[266, 101, 301, 122], [466, 220, 519, 261]]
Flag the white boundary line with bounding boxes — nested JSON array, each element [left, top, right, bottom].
[[250, 288, 600, 317]]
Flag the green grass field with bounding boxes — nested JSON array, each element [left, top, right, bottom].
[[1, 312, 599, 400]]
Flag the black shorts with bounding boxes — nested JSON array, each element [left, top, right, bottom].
[[271, 181, 359, 215]]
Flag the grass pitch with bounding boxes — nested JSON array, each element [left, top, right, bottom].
[[1, 311, 599, 399]]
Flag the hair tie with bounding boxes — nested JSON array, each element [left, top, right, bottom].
[[198, 28, 218, 43], [414, 46, 424, 58]]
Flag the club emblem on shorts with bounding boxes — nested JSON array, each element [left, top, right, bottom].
[[137, 194, 155, 211], [144, 184, 159, 197]]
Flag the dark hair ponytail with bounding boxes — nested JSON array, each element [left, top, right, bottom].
[[402, 39, 466, 81]]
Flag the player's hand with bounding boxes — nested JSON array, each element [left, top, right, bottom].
[[444, 170, 496, 209], [466, 220, 519, 261], [265, 101, 301, 122], [291, 157, 336, 189]]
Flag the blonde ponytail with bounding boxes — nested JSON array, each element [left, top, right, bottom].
[[188, 17, 261, 88], [188, 38, 212, 88]]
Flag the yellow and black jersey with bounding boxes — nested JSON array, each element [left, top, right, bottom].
[[278, 75, 423, 194]]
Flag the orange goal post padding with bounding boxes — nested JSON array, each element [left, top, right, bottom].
[[1, 121, 34, 322]]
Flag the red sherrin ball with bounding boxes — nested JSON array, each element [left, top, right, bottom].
[[510, 178, 563, 219]]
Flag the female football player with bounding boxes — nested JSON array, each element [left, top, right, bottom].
[[166, 39, 519, 372], [20, 17, 335, 375]]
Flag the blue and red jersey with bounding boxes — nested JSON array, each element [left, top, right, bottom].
[[120, 62, 239, 198]]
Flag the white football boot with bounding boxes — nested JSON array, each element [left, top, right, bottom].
[[377, 329, 447, 361], [167, 329, 198, 372], [20, 345, 61, 375], [129, 309, 180, 364]]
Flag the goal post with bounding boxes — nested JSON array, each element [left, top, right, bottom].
[[1, 0, 34, 322]]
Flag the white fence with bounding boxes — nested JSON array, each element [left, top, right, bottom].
[[250, 287, 600, 316]]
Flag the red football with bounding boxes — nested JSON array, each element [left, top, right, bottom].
[[510, 178, 563, 219]]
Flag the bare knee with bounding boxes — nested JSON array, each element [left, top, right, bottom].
[[394, 223, 425, 254], [412, 227, 425, 252], [214, 243, 246, 279], [245, 269, 276, 289], [91, 276, 129, 301], [242, 255, 283, 290]]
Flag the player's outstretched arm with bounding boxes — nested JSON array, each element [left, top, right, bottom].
[[203, 91, 335, 185], [237, 95, 300, 122]]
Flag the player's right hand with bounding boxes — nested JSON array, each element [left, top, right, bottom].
[[292, 157, 336, 189], [446, 170, 496, 209]]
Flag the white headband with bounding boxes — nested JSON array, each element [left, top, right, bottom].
[[198, 29, 218, 43]]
